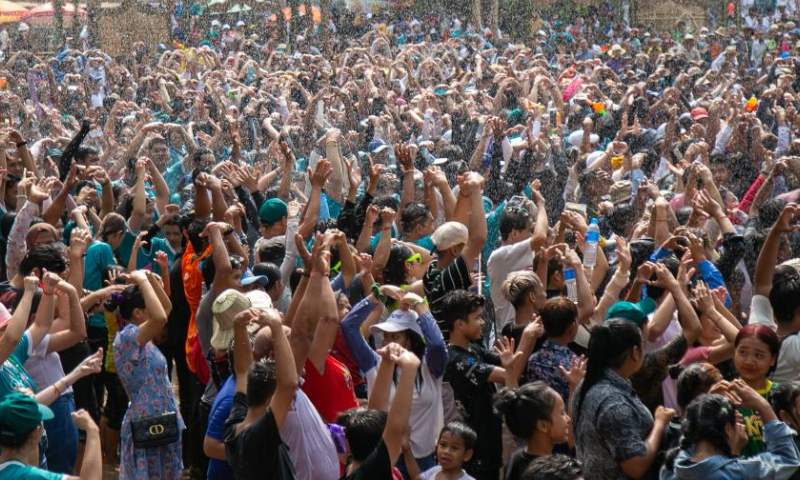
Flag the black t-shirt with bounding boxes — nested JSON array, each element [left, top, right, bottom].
[[504, 450, 539, 480], [444, 343, 503, 474], [224, 392, 296, 480], [339, 440, 393, 480], [423, 255, 472, 340]]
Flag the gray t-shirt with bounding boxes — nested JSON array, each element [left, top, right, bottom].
[[197, 285, 219, 405], [572, 368, 655, 480], [196, 285, 218, 357]]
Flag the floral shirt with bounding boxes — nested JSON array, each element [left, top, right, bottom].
[[526, 340, 574, 403]]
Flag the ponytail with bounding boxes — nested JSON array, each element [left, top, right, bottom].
[[575, 320, 642, 421]]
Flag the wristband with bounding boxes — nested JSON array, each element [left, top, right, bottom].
[[15, 141, 26, 148], [370, 283, 388, 304]]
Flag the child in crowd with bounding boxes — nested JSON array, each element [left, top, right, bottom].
[[494, 381, 571, 480], [403, 422, 478, 480], [661, 380, 800, 480]]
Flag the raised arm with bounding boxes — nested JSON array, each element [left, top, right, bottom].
[[754, 203, 797, 297], [132, 270, 169, 346], [128, 159, 147, 233], [264, 307, 297, 429], [0, 277, 36, 366], [460, 172, 488, 269]]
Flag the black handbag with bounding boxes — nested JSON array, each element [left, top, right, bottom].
[[130, 412, 179, 448]]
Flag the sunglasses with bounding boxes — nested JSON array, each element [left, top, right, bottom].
[[331, 260, 342, 274], [406, 253, 422, 264]]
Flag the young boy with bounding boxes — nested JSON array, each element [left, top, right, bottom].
[[404, 422, 478, 480], [224, 307, 298, 480], [440, 290, 541, 480], [335, 342, 420, 480]]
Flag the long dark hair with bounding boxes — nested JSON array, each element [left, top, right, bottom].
[[665, 394, 736, 470], [382, 243, 414, 286], [105, 284, 145, 326], [575, 320, 643, 421]]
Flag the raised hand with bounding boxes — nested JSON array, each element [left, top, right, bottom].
[[559, 355, 587, 391]]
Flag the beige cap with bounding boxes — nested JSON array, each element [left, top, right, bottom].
[[431, 222, 468, 251], [211, 289, 252, 350]]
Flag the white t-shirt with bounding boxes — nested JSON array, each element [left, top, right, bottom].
[[280, 388, 340, 480], [366, 358, 443, 458], [24, 334, 70, 395], [420, 465, 475, 480], [750, 294, 800, 384], [487, 239, 534, 331]]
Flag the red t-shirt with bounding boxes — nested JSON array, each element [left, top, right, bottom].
[[331, 330, 366, 389], [301, 355, 359, 423]]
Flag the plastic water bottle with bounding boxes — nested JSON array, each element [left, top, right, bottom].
[[564, 267, 578, 303], [584, 218, 600, 268]]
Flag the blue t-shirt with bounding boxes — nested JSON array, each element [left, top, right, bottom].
[[414, 235, 435, 252], [0, 333, 35, 400], [206, 376, 236, 480], [84, 241, 117, 328], [0, 461, 64, 480]]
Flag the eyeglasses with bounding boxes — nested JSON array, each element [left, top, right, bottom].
[[406, 253, 422, 264]]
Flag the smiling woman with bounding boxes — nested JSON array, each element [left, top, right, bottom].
[[733, 324, 781, 457]]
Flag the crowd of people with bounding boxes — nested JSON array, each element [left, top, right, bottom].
[[5, 2, 800, 480]]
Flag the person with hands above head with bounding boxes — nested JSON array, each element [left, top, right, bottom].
[[340, 275, 446, 476], [661, 380, 800, 480], [336, 341, 421, 480], [109, 269, 182, 480], [750, 202, 800, 384], [488, 180, 549, 331], [424, 172, 487, 338], [224, 307, 298, 480], [288, 231, 359, 424], [615, 260, 703, 412], [23, 271, 90, 474]]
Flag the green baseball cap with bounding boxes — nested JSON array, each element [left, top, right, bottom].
[[258, 198, 288, 225], [0, 393, 54, 437], [604, 297, 657, 327], [44, 148, 63, 159]]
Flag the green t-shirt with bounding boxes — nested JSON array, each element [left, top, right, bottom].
[[0, 333, 35, 400], [0, 460, 65, 480], [83, 241, 117, 328], [738, 380, 776, 457], [117, 229, 175, 276]]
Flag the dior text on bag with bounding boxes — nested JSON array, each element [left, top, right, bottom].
[[130, 411, 179, 448]]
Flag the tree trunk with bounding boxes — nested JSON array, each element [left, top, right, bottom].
[[490, 0, 499, 34], [473, 0, 482, 28], [53, 0, 65, 50], [319, 0, 328, 53], [87, 0, 100, 49]]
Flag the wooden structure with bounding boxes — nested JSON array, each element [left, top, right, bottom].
[[635, 0, 708, 32], [97, 1, 170, 56]]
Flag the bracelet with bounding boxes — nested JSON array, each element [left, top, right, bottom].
[[370, 283, 388, 304], [15, 141, 26, 148], [52, 380, 62, 397], [42, 289, 54, 296]]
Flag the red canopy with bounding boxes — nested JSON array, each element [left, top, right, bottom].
[[22, 2, 86, 20]]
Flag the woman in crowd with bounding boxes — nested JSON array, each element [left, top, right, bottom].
[[733, 324, 782, 456], [661, 382, 800, 480], [572, 320, 675, 480], [110, 269, 183, 480], [342, 288, 447, 475]]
